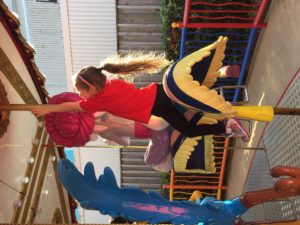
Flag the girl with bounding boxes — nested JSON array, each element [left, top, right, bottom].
[[31, 52, 249, 141]]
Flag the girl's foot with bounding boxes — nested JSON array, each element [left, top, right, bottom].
[[226, 118, 250, 142]]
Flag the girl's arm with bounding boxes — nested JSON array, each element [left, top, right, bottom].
[[102, 133, 130, 146], [31, 102, 83, 117], [93, 123, 130, 146], [94, 111, 108, 120]]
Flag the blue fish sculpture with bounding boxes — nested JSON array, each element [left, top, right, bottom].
[[57, 159, 247, 225]]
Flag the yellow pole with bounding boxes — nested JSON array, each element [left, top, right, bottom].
[[232, 106, 300, 122], [232, 106, 274, 121], [2, 104, 300, 122]]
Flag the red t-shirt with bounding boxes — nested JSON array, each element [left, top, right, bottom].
[[79, 79, 157, 124]]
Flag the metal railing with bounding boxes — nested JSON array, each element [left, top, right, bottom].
[[164, 136, 230, 201], [174, 0, 270, 102]]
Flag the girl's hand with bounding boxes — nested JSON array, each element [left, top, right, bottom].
[[30, 102, 82, 117], [30, 105, 52, 117]]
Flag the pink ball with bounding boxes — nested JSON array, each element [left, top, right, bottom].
[[44, 92, 95, 147]]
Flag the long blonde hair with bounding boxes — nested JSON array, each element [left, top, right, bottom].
[[101, 51, 171, 75], [75, 51, 171, 90]]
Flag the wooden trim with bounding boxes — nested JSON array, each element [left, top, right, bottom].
[[28, 141, 51, 223], [0, 47, 38, 104], [0, 78, 10, 137], [11, 126, 44, 223], [0, 1, 48, 102], [51, 147, 70, 223], [19, 129, 48, 223]]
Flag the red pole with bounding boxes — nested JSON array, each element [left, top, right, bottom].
[[169, 169, 175, 201], [163, 184, 228, 190], [176, 22, 267, 29], [190, 9, 257, 13], [183, 0, 191, 27], [175, 175, 219, 179], [217, 138, 230, 199], [254, 0, 269, 27]]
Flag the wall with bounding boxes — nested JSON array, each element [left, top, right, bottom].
[[117, 0, 163, 52], [17, 0, 68, 96], [61, 0, 118, 91]]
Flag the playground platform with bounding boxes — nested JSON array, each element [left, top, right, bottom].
[[226, 0, 300, 222]]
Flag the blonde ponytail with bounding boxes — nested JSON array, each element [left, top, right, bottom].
[[100, 51, 171, 76]]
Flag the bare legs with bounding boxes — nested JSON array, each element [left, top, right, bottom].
[[146, 115, 169, 131], [93, 112, 135, 145]]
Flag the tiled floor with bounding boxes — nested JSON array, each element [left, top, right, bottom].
[[241, 69, 300, 223], [225, 0, 300, 222]]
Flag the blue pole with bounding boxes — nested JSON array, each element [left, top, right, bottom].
[[179, 28, 187, 59], [233, 28, 257, 102]]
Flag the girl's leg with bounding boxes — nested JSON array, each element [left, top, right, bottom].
[[151, 84, 249, 140], [152, 96, 226, 137], [146, 116, 169, 131], [151, 85, 226, 138], [134, 122, 152, 138], [94, 120, 135, 137], [101, 132, 130, 146], [93, 123, 131, 146]]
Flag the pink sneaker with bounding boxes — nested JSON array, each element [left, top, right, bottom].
[[226, 118, 250, 142]]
